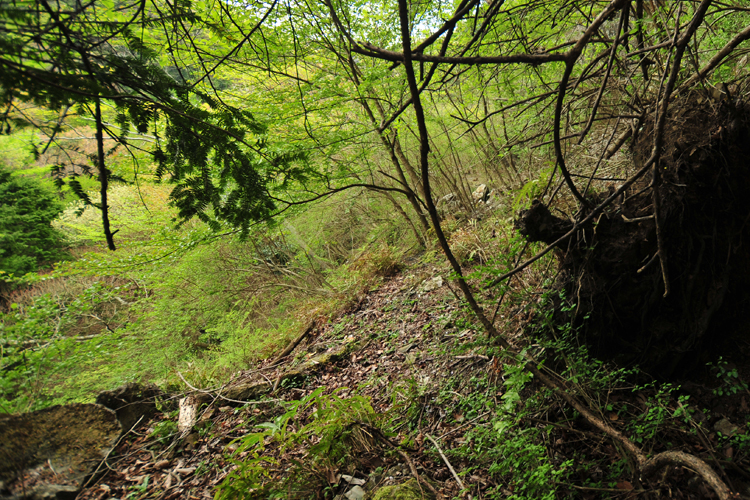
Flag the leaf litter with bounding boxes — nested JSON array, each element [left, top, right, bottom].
[[75, 264, 750, 499]]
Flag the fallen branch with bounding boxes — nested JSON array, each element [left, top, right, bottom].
[[396, 447, 441, 500], [270, 321, 316, 366], [426, 434, 465, 491], [362, 423, 441, 498]]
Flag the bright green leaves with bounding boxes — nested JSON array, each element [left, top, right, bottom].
[[155, 96, 293, 234], [216, 387, 381, 499], [1, 0, 314, 240]]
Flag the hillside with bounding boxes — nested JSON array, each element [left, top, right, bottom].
[[19, 257, 750, 499], [3, 0, 750, 498]]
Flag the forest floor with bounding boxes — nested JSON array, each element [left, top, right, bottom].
[[70, 260, 750, 500]]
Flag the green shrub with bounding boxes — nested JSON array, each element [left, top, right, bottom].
[[0, 167, 67, 278]]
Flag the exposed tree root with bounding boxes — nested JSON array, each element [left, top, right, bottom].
[[531, 366, 734, 499], [641, 451, 735, 500], [395, 0, 735, 495]]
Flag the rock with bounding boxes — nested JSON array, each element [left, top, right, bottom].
[[95, 382, 162, 432], [714, 418, 739, 437], [25, 484, 79, 499], [420, 277, 443, 293], [367, 478, 436, 500], [397, 343, 416, 354], [367, 472, 383, 490], [0, 483, 80, 499], [221, 381, 273, 401], [472, 184, 489, 203], [345, 485, 367, 500], [0, 404, 121, 498], [485, 189, 501, 209], [438, 193, 456, 205], [183, 431, 200, 451], [341, 474, 367, 486]]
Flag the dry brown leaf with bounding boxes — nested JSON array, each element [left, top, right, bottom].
[[616, 480, 633, 490]]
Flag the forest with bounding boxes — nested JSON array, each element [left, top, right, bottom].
[[2, 0, 750, 498]]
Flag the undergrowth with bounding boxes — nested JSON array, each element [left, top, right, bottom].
[[215, 388, 382, 500], [4, 174, 749, 500], [0, 186, 420, 413]]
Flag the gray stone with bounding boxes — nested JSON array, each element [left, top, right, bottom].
[[28, 484, 79, 499], [420, 277, 443, 293], [397, 343, 416, 354], [714, 418, 739, 437], [341, 474, 367, 486], [472, 184, 489, 203], [345, 485, 367, 500], [96, 382, 162, 432], [438, 193, 456, 205], [221, 381, 273, 401]]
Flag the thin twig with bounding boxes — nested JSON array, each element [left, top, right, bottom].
[[438, 412, 492, 440], [621, 214, 654, 223], [362, 423, 440, 498], [270, 321, 316, 366], [177, 371, 279, 405], [82, 415, 145, 489], [426, 434, 465, 491]]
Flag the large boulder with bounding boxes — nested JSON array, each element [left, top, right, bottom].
[[0, 404, 121, 499]]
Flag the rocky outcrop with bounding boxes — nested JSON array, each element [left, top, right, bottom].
[[96, 382, 162, 432], [0, 404, 121, 499]]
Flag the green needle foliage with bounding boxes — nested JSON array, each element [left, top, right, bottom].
[[0, 0, 311, 244], [0, 167, 67, 278]]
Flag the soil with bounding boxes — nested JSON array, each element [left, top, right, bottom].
[[33, 91, 750, 499], [517, 89, 750, 379], [63, 261, 750, 500], [74, 271, 495, 500]]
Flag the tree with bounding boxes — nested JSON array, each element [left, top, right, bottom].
[[314, 0, 750, 496], [0, 168, 66, 277], [0, 0, 305, 249]]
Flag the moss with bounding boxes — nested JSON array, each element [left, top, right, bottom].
[[367, 479, 436, 500]]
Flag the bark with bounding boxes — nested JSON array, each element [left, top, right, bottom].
[[94, 99, 116, 251]]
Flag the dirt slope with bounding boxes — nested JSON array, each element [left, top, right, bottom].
[[73, 265, 750, 500]]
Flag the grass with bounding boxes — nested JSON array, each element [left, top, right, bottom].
[[0, 129, 36, 171], [0, 179, 424, 413], [5, 131, 745, 499]]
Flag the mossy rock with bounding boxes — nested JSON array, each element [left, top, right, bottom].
[[221, 381, 272, 401], [220, 340, 363, 402], [367, 479, 436, 500]]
